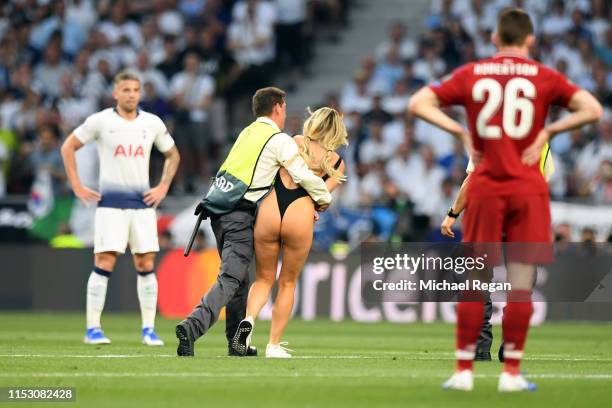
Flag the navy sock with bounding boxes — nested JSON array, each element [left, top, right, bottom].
[[138, 270, 155, 276], [93, 266, 111, 278]]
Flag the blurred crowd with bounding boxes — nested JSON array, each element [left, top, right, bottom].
[[311, 0, 612, 248], [0, 0, 610, 248], [0, 0, 351, 201]]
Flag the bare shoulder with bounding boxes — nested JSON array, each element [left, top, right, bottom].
[[293, 134, 305, 145], [328, 150, 342, 166]]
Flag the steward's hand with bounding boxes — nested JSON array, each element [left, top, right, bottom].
[[441, 216, 456, 238], [194, 200, 206, 216]]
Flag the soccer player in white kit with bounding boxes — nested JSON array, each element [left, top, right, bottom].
[[61, 71, 180, 345]]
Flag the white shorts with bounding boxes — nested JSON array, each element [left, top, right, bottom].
[[94, 207, 159, 254]]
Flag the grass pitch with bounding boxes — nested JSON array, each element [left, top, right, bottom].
[[0, 313, 611, 407]]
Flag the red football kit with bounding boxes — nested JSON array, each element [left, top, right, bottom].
[[430, 52, 581, 378], [430, 52, 579, 243]]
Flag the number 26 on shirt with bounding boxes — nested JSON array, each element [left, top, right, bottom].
[[472, 77, 535, 140]]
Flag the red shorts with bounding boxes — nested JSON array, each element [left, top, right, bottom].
[[463, 194, 552, 264]]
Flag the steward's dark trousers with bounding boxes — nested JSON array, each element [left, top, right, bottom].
[[185, 209, 255, 342], [477, 298, 494, 354]]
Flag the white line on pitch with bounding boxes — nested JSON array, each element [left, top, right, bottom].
[[289, 355, 612, 362], [0, 372, 611, 380], [1, 353, 612, 362], [0, 354, 176, 358]]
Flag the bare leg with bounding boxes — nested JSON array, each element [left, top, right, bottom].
[[246, 192, 281, 321], [502, 262, 535, 375], [269, 198, 314, 344], [132, 252, 155, 272], [94, 251, 118, 271], [506, 262, 535, 291], [246, 241, 279, 320]]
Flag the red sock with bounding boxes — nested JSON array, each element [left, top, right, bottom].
[[456, 296, 485, 372], [502, 290, 533, 375]]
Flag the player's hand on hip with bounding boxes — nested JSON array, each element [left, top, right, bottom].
[[440, 216, 456, 238], [143, 184, 169, 208], [522, 128, 550, 166], [462, 133, 482, 166], [314, 211, 320, 222], [74, 185, 101, 205]]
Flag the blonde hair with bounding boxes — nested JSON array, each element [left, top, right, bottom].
[[113, 70, 140, 85], [299, 107, 348, 183]]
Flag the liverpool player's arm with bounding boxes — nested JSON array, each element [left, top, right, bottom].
[[408, 87, 470, 139], [522, 90, 603, 165], [408, 71, 479, 162]]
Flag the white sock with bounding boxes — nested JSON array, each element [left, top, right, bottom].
[[86, 271, 109, 329], [244, 316, 254, 326], [137, 272, 158, 329]]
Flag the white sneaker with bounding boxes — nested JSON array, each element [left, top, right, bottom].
[[498, 372, 537, 392], [442, 370, 474, 391], [84, 328, 111, 345], [265, 342, 293, 358], [142, 328, 164, 346]]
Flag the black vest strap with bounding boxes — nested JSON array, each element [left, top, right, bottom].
[[246, 185, 272, 192]]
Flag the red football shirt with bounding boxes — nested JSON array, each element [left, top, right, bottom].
[[430, 52, 579, 197]]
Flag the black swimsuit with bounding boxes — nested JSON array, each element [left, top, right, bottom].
[[274, 156, 343, 219]]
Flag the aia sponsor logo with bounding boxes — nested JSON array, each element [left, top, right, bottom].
[[114, 144, 145, 157]]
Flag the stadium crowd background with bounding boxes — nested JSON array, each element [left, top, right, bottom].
[[0, 0, 610, 249]]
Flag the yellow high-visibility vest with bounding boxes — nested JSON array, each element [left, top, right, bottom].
[[203, 120, 280, 215], [540, 143, 554, 181]]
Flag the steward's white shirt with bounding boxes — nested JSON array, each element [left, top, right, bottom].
[[243, 117, 331, 205]]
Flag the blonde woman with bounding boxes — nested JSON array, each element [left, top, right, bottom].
[[230, 107, 347, 358]]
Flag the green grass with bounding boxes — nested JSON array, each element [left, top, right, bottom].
[[0, 313, 611, 407]]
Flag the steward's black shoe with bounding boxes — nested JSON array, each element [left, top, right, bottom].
[[176, 321, 195, 357], [228, 345, 258, 357], [498, 342, 505, 362], [230, 319, 253, 356], [475, 351, 492, 361]]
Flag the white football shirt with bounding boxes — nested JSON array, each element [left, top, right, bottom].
[[73, 108, 175, 208]]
